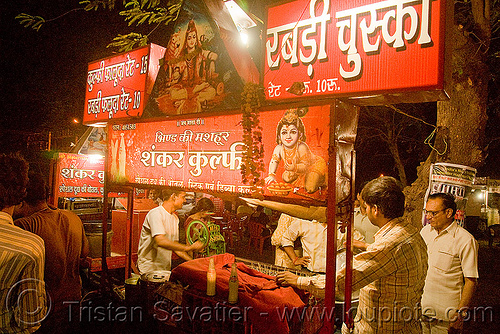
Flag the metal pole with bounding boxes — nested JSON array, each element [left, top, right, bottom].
[[100, 126, 110, 293]]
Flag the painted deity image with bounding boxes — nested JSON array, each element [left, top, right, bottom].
[[265, 107, 327, 194], [155, 19, 224, 114]]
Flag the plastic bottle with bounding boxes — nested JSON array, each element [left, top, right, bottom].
[[207, 257, 216, 296], [228, 262, 239, 304]]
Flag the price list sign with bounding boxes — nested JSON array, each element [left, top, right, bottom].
[[83, 44, 165, 124]]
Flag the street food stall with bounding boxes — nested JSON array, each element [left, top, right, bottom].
[[105, 102, 354, 332], [48, 146, 158, 272], [80, 0, 451, 332]]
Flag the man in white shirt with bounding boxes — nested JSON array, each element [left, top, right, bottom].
[[137, 189, 204, 274], [281, 217, 327, 273], [280, 214, 365, 273], [421, 192, 479, 334]]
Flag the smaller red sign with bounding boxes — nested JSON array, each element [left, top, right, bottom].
[[55, 153, 105, 198], [83, 44, 165, 124]]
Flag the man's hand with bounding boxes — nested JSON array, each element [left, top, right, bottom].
[[343, 239, 369, 251], [188, 240, 205, 252], [276, 271, 299, 287], [294, 256, 311, 266]]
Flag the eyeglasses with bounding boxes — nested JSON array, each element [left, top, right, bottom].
[[423, 209, 446, 218]]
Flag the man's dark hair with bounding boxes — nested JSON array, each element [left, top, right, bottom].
[[160, 188, 184, 201], [189, 197, 214, 216], [24, 171, 49, 206], [356, 181, 370, 196], [0, 153, 29, 210], [427, 192, 457, 216], [361, 176, 405, 219]]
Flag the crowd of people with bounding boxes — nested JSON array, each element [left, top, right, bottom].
[[0, 153, 46, 333], [138, 176, 478, 333], [0, 153, 90, 333], [1, 150, 479, 334], [275, 177, 478, 334]]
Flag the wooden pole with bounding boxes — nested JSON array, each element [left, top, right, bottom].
[[321, 103, 338, 333]]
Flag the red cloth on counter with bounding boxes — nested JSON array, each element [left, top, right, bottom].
[[170, 253, 307, 334]]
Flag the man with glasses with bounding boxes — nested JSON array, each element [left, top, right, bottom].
[[421, 192, 479, 334]]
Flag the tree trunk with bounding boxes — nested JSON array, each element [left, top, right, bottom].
[[388, 141, 408, 187], [404, 12, 489, 228]]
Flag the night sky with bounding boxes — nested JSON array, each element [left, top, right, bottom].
[[1, 1, 134, 139]]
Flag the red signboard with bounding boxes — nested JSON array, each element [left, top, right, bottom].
[[265, 0, 447, 101], [54, 153, 105, 198], [108, 105, 330, 201], [84, 44, 165, 124]]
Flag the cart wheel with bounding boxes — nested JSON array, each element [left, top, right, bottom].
[[186, 220, 210, 247]]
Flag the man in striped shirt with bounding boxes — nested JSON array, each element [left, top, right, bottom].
[[0, 153, 46, 333], [277, 176, 428, 333]]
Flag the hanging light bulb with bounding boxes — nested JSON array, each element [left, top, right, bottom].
[[224, 0, 257, 32], [239, 29, 249, 46]]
